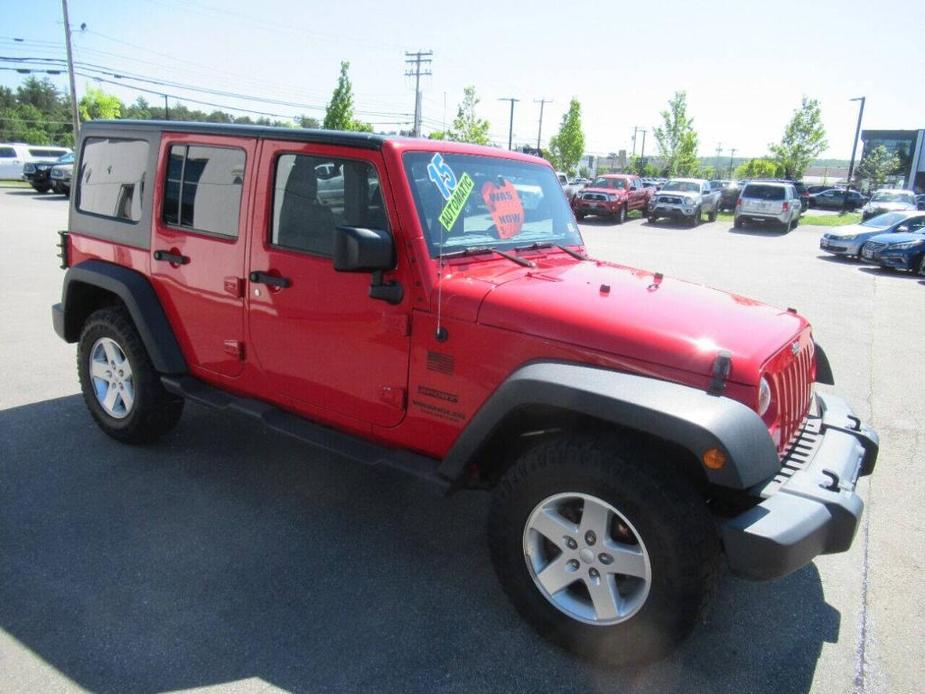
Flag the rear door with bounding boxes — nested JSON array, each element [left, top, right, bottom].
[[150, 133, 255, 378], [0, 145, 22, 179], [245, 141, 410, 428]]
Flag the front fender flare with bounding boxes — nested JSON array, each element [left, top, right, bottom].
[[438, 363, 779, 490]]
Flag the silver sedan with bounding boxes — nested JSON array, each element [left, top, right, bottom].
[[819, 211, 925, 258]]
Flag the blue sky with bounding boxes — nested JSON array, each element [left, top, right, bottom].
[[3, 0, 923, 159]]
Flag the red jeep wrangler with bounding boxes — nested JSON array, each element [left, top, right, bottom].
[[571, 173, 652, 223], [53, 121, 878, 665]]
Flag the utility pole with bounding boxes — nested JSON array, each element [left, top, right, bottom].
[[631, 126, 638, 157], [715, 143, 723, 172], [164, 94, 169, 120], [499, 97, 519, 150], [728, 147, 736, 177], [534, 97, 552, 150], [638, 129, 647, 160], [61, 0, 80, 143], [404, 50, 433, 137]]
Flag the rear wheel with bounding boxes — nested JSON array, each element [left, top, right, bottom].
[[77, 307, 184, 443], [734, 216, 744, 229], [488, 434, 720, 666]]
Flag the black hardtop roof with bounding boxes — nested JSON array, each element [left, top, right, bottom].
[[81, 119, 390, 150]]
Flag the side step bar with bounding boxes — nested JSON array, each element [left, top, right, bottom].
[[161, 376, 448, 488]]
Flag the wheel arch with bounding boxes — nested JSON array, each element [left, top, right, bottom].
[[55, 259, 186, 374], [439, 362, 780, 491]]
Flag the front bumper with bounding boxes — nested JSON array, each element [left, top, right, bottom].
[[573, 198, 620, 215], [738, 210, 788, 224], [649, 203, 696, 219], [819, 237, 860, 255], [722, 392, 878, 581]]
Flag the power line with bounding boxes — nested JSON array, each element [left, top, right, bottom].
[[404, 50, 432, 137]]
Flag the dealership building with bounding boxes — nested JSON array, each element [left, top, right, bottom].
[[860, 129, 925, 192]]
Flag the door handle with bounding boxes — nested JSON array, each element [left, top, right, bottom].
[[153, 250, 190, 265], [249, 271, 291, 288]]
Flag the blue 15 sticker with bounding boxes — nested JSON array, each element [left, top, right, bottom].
[[427, 153, 458, 201]]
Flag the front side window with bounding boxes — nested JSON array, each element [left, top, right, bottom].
[[29, 148, 68, 158], [77, 138, 149, 222], [271, 154, 388, 256], [163, 144, 245, 237], [404, 151, 582, 257], [0, 147, 16, 158]]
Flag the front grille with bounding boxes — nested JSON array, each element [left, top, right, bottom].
[[865, 241, 886, 252], [657, 195, 683, 204], [766, 339, 814, 454], [582, 193, 608, 201]]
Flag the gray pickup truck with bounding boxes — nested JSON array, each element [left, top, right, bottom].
[[647, 178, 721, 226]]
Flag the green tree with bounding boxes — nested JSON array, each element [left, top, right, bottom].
[[446, 86, 490, 145], [323, 61, 372, 132], [653, 91, 700, 177], [855, 145, 901, 189], [298, 115, 320, 129], [17, 77, 61, 113], [79, 87, 122, 121], [733, 158, 782, 179], [547, 98, 585, 175], [770, 97, 827, 179]]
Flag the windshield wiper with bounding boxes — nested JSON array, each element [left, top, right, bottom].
[[513, 242, 553, 252], [556, 245, 590, 260], [440, 246, 534, 267]]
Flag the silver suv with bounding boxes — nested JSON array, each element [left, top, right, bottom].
[[734, 182, 801, 230]]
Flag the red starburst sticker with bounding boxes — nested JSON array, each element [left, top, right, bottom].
[[480, 179, 524, 239]]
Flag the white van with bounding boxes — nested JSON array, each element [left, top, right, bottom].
[[0, 143, 72, 180]]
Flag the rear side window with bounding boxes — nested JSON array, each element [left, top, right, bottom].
[[77, 138, 149, 222], [271, 154, 388, 257], [742, 184, 785, 201], [0, 147, 15, 158], [163, 144, 245, 237]]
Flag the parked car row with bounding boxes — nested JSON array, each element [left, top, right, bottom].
[[0, 142, 71, 180], [820, 211, 925, 275]]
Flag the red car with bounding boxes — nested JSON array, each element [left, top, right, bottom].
[[571, 174, 653, 223], [52, 121, 877, 666]]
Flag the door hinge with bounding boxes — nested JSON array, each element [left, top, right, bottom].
[[223, 276, 245, 298], [223, 339, 245, 360], [378, 385, 406, 409], [382, 314, 410, 337]]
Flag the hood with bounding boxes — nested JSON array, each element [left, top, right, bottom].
[[872, 232, 925, 246], [582, 186, 626, 196], [827, 223, 890, 240], [658, 190, 699, 200], [469, 257, 806, 384]]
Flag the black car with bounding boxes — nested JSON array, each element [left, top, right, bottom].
[[808, 188, 867, 211], [25, 152, 74, 193], [718, 180, 745, 211]]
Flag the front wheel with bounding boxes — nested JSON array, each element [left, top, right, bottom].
[[78, 307, 184, 443], [488, 435, 720, 666], [615, 205, 626, 225], [689, 207, 701, 227], [32, 184, 51, 193], [708, 206, 717, 223], [647, 215, 657, 224], [575, 212, 585, 220]]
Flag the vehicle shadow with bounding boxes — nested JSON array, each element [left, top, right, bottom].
[[0, 395, 841, 693], [857, 266, 921, 280], [727, 225, 791, 237], [815, 254, 862, 265], [2, 190, 67, 200]]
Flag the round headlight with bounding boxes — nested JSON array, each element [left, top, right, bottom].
[[758, 377, 772, 416]]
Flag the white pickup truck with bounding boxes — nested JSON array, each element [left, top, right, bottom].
[[556, 171, 584, 201]]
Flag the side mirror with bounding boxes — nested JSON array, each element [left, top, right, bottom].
[[333, 225, 403, 304], [333, 225, 395, 272]]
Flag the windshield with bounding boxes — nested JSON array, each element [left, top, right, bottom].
[[662, 181, 700, 193], [861, 211, 908, 228], [871, 191, 914, 204], [403, 152, 583, 257], [590, 177, 626, 189], [57, 152, 75, 164]]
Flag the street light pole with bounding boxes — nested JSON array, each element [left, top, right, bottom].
[[499, 98, 519, 150], [843, 97, 865, 213]]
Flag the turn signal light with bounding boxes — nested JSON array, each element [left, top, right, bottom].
[[702, 448, 727, 470]]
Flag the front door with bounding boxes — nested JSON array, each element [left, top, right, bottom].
[[150, 133, 255, 378], [246, 141, 410, 428]]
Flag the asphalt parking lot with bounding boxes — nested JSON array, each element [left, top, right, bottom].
[[1, 188, 922, 693]]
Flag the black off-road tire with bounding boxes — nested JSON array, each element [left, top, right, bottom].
[[689, 207, 701, 227], [32, 184, 51, 193], [488, 434, 721, 666], [615, 205, 626, 225], [77, 307, 184, 443]]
